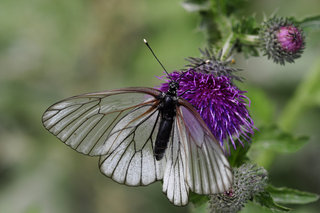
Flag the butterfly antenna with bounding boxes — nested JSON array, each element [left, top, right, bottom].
[[176, 70, 188, 82], [177, 62, 204, 82], [143, 39, 171, 79]]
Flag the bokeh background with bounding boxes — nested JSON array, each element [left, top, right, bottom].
[[0, 0, 319, 212]]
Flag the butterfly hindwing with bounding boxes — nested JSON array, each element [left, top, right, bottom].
[[177, 100, 233, 195], [162, 116, 189, 206], [99, 101, 166, 186]]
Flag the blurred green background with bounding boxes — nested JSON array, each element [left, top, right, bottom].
[[0, 0, 319, 212]]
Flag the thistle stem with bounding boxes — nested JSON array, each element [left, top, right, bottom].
[[239, 34, 260, 46], [220, 33, 235, 61]]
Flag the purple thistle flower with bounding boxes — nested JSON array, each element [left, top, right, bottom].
[[277, 25, 304, 53], [160, 69, 254, 151]]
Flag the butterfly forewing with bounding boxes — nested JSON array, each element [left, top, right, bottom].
[[42, 88, 162, 156]]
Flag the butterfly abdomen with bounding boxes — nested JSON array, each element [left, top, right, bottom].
[[154, 95, 177, 161]]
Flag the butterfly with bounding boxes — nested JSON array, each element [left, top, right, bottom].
[[42, 39, 233, 206]]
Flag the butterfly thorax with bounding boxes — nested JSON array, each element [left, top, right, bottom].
[[154, 90, 178, 161], [159, 94, 177, 119], [159, 80, 179, 118]]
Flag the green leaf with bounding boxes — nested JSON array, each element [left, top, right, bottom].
[[252, 125, 309, 153], [181, 0, 211, 12], [228, 141, 250, 167], [189, 192, 210, 207], [241, 201, 282, 213], [198, 11, 222, 45], [266, 185, 320, 205], [232, 16, 259, 34], [190, 202, 209, 213], [210, 0, 248, 16], [254, 192, 291, 212], [299, 14, 320, 31], [248, 125, 309, 167]]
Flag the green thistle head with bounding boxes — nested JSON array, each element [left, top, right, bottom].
[[259, 17, 305, 65], [208, 164, 268, 213]]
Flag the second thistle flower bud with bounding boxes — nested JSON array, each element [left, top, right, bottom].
[[209, 164, 268, 213], [260, 17, 305, 65]]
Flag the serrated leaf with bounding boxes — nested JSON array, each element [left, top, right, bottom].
[[241, 201, 279, 213], [254, 192, 291, 212], [299, 14, 320, 31], [230, 15, 260, 57], [252, 125, 309, 153], [266, 185, 320, 205], [181, 0, 211, 12], [232, 16, 259, 34]]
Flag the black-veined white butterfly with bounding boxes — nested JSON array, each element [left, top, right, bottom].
[[42, 40, 233, 206]]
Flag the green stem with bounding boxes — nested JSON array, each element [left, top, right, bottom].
[[220, 33, 235, 61], [218, 34, 260, 61], [239, 34, 260, 46], [199, 10, 222, 45]]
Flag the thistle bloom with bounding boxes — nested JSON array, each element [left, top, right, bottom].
[[160, 69, 254, 151], [209, 164, 268, 213], [260, 17, 305, 65], [277, 26, 303, 52]]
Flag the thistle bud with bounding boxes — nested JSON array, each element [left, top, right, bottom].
[[260, 17, 305, 65], [185, 49, 244, 82], [209, 164, 268, 213]]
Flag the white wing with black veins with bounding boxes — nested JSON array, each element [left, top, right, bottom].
[[42, 88, 162, 157], [42, 88, 233, 206]]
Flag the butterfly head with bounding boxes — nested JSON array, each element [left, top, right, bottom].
[[168, 80, 179, 96]]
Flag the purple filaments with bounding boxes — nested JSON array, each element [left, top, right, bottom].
[[277, 26, 303, 53], [160, 70, 254, 151]]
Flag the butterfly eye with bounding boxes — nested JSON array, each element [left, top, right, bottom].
[[174, 82, 179, 89]]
